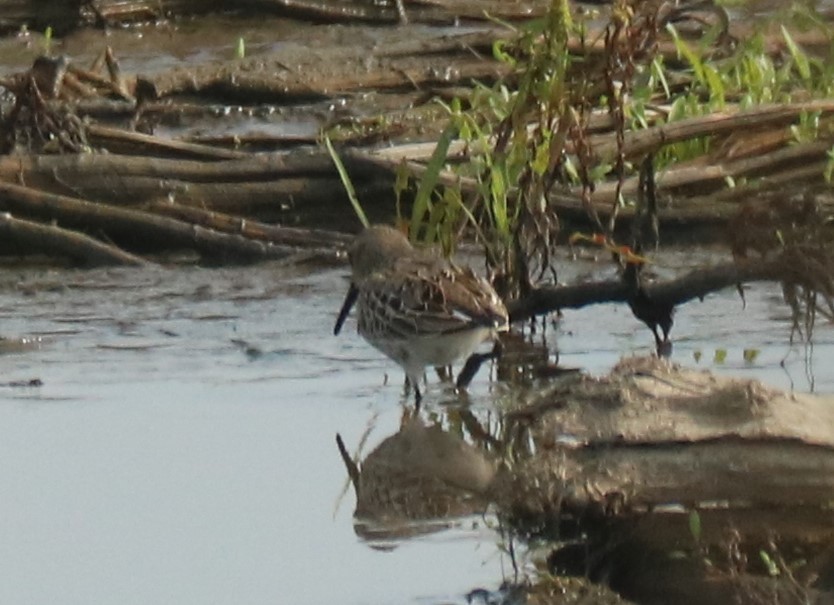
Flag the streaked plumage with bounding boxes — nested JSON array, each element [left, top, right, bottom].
[[335, 225, 509, 400]]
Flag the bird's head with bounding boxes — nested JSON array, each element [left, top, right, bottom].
[[349, 225, 414, 281]]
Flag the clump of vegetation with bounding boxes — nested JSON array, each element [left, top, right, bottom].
[[401, 0, 834, 302]]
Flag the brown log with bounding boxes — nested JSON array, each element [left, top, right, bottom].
[[245, 0, 401, 22], [592, 100, 834, 163], [0, 212, 147, 266], [0, 181, 298, 261], [367, 104, 834, 184], [358, 105, 834, 226], [0, 150, 343, 188], [588, 139, 834, 204], [145, 200, 352, 250], [0, 150, 393, 228], [500, 356, 834, 509], [507, 257, 787, 323], [86, 124, 250, 160]]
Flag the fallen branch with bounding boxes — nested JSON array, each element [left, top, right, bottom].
[[0, 151, 374, 220], [508, 256, 787, 323], [350, 149, 733, 232], [86, 124, 250, 160], [0, 212, 147, 266], [0, 148, 336, 185], [588, 139, 834, 204], [145, 200, 352, 250], [592, 100, 834, 163], [0, 181, 299, 261]]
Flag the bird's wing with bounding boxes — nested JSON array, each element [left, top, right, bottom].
[[361, 258, 508, 337]]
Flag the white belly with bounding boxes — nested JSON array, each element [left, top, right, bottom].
[[363, 327, 494, 381]]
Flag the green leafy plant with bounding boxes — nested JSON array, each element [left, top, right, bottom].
[[329, 0, 834, 291], [688, 509, 702, 543], [43, 26, 53, 56], [759, 550, 780, 576]]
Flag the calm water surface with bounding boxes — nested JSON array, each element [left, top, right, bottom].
[[0, 262, 508, 605], [1, 7, 833, 603], [0, 253, 830, 605]]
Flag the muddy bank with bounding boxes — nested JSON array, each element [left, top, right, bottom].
[[0, 0, 552, 33], [0, 20, 513, 260], [1, 2, 833, 267]]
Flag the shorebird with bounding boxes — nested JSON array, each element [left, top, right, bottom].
[[334, 225, 509, 403]]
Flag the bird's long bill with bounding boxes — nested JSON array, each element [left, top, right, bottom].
[[333, 283, 359, 336]]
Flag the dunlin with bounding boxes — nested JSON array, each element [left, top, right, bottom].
[[334, 225, 509, 402]]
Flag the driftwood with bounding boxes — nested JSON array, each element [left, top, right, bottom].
[[0, 150, 382, 222], [0, 7, 830, 283], [0, 181, 301, 262], [495, 356, 834, 508], [0, 212, 147, 266], [499, 354, 834, 500], [242, 0, 550, 23], [493, 356, 834, 605], [363, 101, 834, 212], [3, 135, 766, 241], [507, 253, 807, 322], [589, 140, 833, 205], [86, 124, 250, 160], [590, 100, 834, 164], [145, 200, 352, 250], [0, 149, 339, 184]]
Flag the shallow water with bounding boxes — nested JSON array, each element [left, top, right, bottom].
[[0, 251, 830, 605], [1, 8, 833, 600], [0, 262, 506, 605]]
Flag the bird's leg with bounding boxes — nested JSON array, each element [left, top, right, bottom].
[[455, 340, 503, 390], [434, 366, 453, 382], [653, 327, 673, 358], [404, 375, 423, 411]]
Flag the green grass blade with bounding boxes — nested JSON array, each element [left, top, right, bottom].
[[324, 135, 369, 228], [667, 24, 704, 84], [781, 26, 812, 83], [410, 124, 457, 241]]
